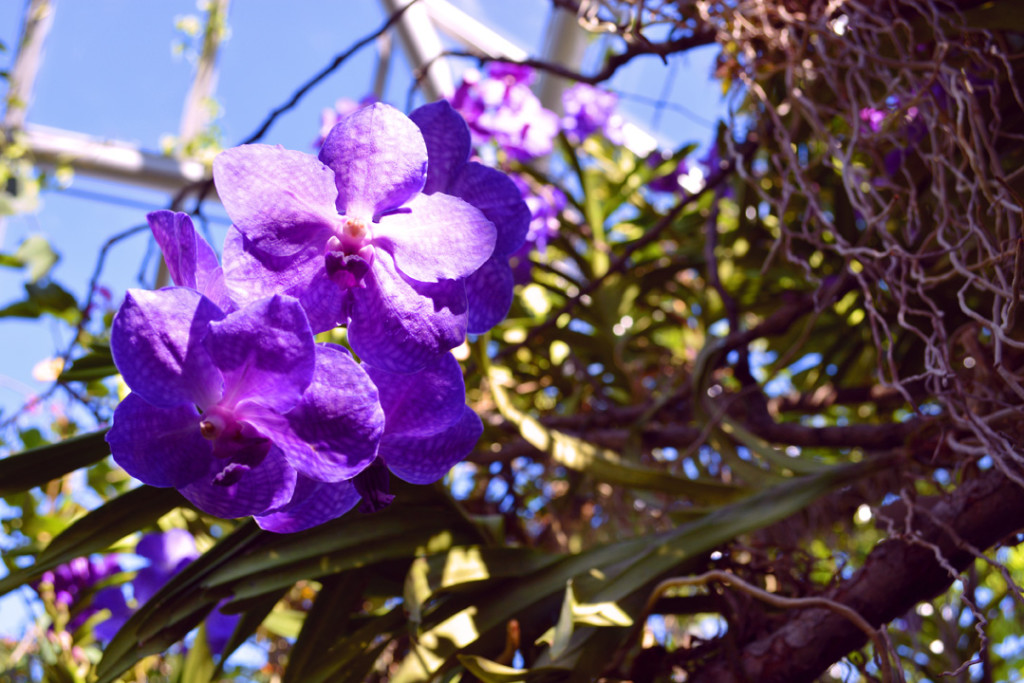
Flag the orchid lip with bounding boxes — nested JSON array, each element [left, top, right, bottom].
[[327, 216, 370, 255]]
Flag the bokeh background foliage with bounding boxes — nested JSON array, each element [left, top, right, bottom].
[[3, 1, 1024, 681]]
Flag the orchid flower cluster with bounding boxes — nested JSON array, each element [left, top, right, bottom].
[[35, 555, 125, 640], [34, 531, 238, 652], [106, 102, 529, 532], [448, 63, 622, 162]]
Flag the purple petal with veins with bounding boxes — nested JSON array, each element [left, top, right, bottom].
[[106, 394, 212, 488], [255, 475, 361, 533], [347, 253, 467, 373], [270, 344, 383, 483], [380, 406, 483, 485], [204, 294, 315, 414], [181, 446, 296, 519], [213, 145, 339, 256], [373, 192, 495, 283], [111, 288, 225, 409], [365, 351, 465, 437], [319, 103, 428, 219]]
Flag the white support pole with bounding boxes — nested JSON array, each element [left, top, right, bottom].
[[421, 0, 526, 61], [378, 0, 454, 101], [535, 4, 590, 115], [19, 124, 211, 197], [4, 0, 56, 129]]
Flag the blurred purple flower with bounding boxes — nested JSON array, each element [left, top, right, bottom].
[[449, 64, 560, 161], [859, 107, 887, 132], [647, 152, 689, 194], [410, 100, 530, 333], [36, 556, 128, 636], [561, 83, 623, 143], [133, 530, 239, 654], [215, 103, 497, 373], [508, 174, 566, 284]]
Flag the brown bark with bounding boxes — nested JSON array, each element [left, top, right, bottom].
[[690, 468, 1024, 683]]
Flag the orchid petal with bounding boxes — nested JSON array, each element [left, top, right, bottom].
[[255, 475, 360, 533], [262, 344, 383, 483], [380, 406, 483, 484], [180, 447, 297, 519], [347, 253, 467, 374], [466, 257, 515, 334], [409, 100, 472, 194], [222, 226, 346, 333], [451, 161, 530, 258], [319, 103, 427, 219], [365, 351, 465, 437], [146, 210, 225, 299], [204, 295, 315, 413], [133, 529, 199, 603], [111, 288, 224, 408], [213, 145, 338, 256], [106, 393, 211, 488], [373, 192, 496, 282]]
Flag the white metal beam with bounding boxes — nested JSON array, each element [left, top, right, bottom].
[[378, 0, 455, 100], [17, 124, 212, 196]]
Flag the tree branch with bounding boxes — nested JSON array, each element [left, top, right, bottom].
[[689, 468, 1024, 683]]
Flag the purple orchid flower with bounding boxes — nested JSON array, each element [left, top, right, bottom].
[[36, 556, 128, 637], [106, 212, 385, 520], [410, 100, 530, 333], [256, 351, 482, 529], [507, 174, 565, 284], [214, 103, 497, 373], [146, 210, 233, 311], [859, 107, 887, 132], [647, 152, 689, 194], [106, 288, 384, 518], [561, 83, 623, 143], [450, 64, 560, 161], [134, 530, 239, 654]]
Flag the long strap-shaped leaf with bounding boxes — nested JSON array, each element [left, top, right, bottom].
[[96, 520, 264, 683], [391, 455, 894, 681], [0, 485, 182, 596], [486, 363, 749, 504], [0, 428, 111, 497]]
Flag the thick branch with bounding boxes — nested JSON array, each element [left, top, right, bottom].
[[690, 469, 1024, 683]]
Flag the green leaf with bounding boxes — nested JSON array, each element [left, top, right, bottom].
[[263, 608, 306, 639], [180, 622, 215, 683], [14, 234, 59, 283], [0, 429, 111, 497], [488, 366, 747, 503], [59, 344, 116, 383], [458, 655, 534, 683], [203, 493, 482, 601], [283, 572, 367, 683], [212, 588, 285, 675], [301, 608, 406, 683], [588, 456, 895, 605], [405, 556, 431, 627], [97, 521, 264, 683], [550, 580, 577, 660], [0, 486, 183, 597], [0, 280, 80, 323], [39, 486, 182, 566]]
